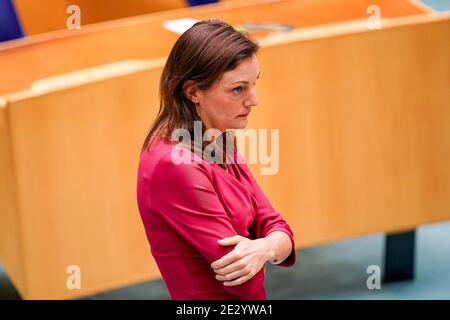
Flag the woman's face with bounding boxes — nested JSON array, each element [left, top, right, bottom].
[[185, 54, 260, 132]]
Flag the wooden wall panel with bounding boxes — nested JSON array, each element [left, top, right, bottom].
[[251, 16, 450, 247], [5, 61, 163, 299], [14, 0, 186, 35], [1, 0, 427, 96], [0, 102, 27, 297]]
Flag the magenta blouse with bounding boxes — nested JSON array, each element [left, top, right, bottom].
[[136, 137, 296, 299]]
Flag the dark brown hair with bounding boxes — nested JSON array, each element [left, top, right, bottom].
[[140, 19, 259, 156]]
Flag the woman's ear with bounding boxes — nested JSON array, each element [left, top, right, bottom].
[[183, 80, 200, 104]]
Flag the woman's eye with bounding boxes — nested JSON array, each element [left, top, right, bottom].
[[233, 87, 243, 94]]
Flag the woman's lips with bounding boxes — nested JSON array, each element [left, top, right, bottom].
[[238, 112, 250, 117]]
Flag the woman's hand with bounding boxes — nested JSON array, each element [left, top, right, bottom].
[[210, 235, 271, 286]]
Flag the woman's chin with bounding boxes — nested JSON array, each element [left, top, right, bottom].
[[232, 117, 249, 129]]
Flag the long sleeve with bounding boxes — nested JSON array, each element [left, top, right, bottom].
[[239, 158, 296, 267], [147, 152, 265, 298]]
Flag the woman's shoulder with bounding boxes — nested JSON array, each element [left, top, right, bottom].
[[138, 136, 212, 181]]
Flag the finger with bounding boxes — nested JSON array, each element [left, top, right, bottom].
[[215, 267, 249, 282], [223, 272, 254, 286], [211, 250, 241, 270], [213, 259, 247, 276], [217, 235, 244, 246]]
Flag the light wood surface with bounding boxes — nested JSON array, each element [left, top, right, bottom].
[[252, 14, 450, 247], [1, 0, 449, 299], [2, 61, 162, 299], [13, 0, 187, 35], [1, 0, 427, 96], [0, 104, 27, 297]]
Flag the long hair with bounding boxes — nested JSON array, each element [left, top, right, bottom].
[[140, 19, 259, 163]]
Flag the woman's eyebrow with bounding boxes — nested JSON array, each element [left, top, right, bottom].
[[229, 71, 261, 85]]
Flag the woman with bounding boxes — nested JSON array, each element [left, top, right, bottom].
[[137, 19, 296, 300]]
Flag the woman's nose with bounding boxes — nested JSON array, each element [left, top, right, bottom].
[[244, 87, 258, 107]]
